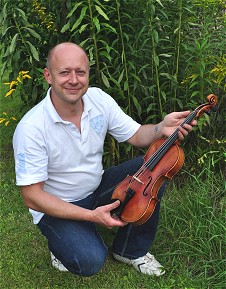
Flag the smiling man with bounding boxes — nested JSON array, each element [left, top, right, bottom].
[[13, 42, 196, 277]]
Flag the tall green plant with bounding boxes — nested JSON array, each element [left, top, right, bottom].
[[1, 0, 225, 169]]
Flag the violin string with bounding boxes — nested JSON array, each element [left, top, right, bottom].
[[133, 111, 197, 180]]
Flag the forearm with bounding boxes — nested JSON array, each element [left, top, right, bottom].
[[21, 184, 127, 228], [21, 184, 94, 222], [128, 122, 164, 148], [128, 110, 196, 148]]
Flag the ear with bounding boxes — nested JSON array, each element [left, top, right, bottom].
[[44, 68, 52, 84]]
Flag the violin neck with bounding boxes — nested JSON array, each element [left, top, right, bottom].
[[167, 110, 197, 146], [145, 110, 197, 171]]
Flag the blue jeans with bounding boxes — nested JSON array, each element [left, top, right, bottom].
[[37, 156, 166, 276]]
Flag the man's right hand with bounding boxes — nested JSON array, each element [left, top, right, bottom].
[[92, 200, 128, 229]]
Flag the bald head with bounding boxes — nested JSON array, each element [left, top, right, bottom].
[[46, 42, 89, 70]]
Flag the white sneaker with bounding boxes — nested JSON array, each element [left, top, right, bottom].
[[50, 252, 68, 272], [113, 252, 165, 276]]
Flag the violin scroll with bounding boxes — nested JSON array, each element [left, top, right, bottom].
[[196, 94, 218, 119]]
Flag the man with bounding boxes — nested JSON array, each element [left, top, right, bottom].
[[13, 42, 196, 277]]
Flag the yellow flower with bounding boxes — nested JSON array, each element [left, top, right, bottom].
[[17, 76, 22, 83], [4, 70, 32, 97], [181, 74, 196, 85], [22, 74, 32, 79], [5, 89, 16, 97], [0, 112, 17, 126], [10, 80, 18, 89], [0, 118, 6, 123]]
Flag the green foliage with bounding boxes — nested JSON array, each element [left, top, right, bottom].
[[0, 0, 225, 168]]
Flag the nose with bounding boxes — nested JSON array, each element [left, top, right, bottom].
[[69, 71, 78, 84]]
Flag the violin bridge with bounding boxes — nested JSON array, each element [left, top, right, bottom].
[[133, 176, 144, 184]]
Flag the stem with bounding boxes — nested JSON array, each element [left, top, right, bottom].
[[146, 1, 163, 118], [116, 0, 131, 113], [13, 17, 32, 63], [173, 0, 182, 107], [87, 0, 101, 85]]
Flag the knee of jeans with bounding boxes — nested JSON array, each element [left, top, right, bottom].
[[67, 248, 107, 277]]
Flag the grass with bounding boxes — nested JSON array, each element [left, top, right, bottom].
[[0, 79, 225, 289]]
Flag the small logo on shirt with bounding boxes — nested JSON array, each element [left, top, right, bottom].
[[90, 114, 104, 134], [17, 153, 27, 173]]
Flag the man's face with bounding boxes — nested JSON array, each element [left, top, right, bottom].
[[44, 44, 90, 105]]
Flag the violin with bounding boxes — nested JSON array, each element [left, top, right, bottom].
[[111, 94, 218, 225]]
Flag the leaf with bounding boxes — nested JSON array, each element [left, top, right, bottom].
[[26, 41, 40, 61], [131, 73, 141, 83], [1, 26, 13, 38], [79, 24, 89, 34], [102, 23, 116, 33], [153, 55, 159, 66], [95, 5, 109, 20], [152, 30, 159, 43], [176, 98, 183, 109], [101, 71, 110, 88], [159, 53, 172, 58], [174, 27, 179, 34], [189, 81, 199, 89], [188, 22, 202, 27], [191, 91, 199, 97], [15, 8, 27, 21], [71, 7, 88, 32], [131, 95, 142, 116], [159, 72, 173, 80], [156, 0, 164, 8], [9, 33, 19, 54], [67, 2, 84, 18], [123, 80, 128, 91], [161, 91, 166, 102], [61, 22, 70, 33], [79, 38, 91, 48], [1, 3, 8, 21], [99, 51, 112, 61], [25, 27, 41, 40], [93, 16, 100, 32], [118, 69, 124, 84]]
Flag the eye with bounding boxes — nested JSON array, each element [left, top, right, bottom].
[[60, 71, 69, 76], [76, 70, 86, 76]]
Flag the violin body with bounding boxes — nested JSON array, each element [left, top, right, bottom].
[[112, 139, 184, 225], [111, 94, 218, 225]]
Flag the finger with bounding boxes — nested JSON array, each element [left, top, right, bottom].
[[174, 110, 191, 119], [108, 200, 121, 210], [178, 131, 184, 140], [182, 123, 193, 132], [110, 218, 128, 227], [190, 120, 197, 126]]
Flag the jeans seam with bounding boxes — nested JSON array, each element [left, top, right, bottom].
[[121, 224, 132, 256], [39, 219, 82, 274]]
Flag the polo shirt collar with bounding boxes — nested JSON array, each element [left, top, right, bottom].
[[44, 88, 92, 123]]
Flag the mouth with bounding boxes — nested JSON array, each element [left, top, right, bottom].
[[65, 87, 81, 93]]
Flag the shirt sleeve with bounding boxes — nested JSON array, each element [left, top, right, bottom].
[[107, 95, 141, 142], [13, 123, 48, 186]]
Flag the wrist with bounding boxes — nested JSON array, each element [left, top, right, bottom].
[[154, 121, 164, 138]]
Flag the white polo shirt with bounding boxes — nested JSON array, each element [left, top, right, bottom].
[[13, 87, 141, 224]]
